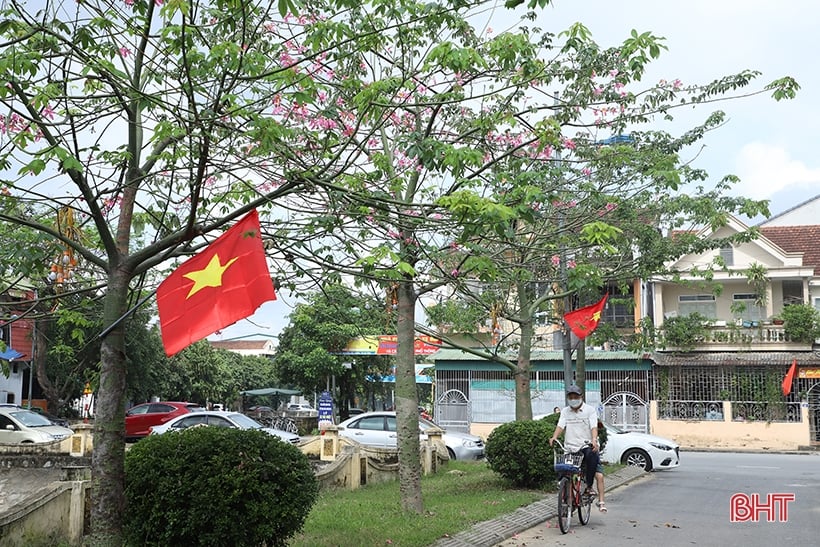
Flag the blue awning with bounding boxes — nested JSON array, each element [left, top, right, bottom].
[[0, 347, 24, 360]]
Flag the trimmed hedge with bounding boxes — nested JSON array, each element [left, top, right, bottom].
[[486, 416, 557, 488], [124, 427, 318, 547]]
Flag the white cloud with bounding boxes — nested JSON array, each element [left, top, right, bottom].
[[734, 142, 820, 200]]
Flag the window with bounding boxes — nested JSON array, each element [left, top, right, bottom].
[[732, 294, 765, 321], [719, 245, 733, 266], [782, 280, 803, 306], [678, 294, 716, 318], [208, 416, 233, 428], [355, 417, 386, 431], [148, 404, 175, 414]]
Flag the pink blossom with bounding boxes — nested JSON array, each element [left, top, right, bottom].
[[672, 79, 682, 90], [582, 167, 591, 176], [551, 255, 560, 266], [119, 47, 131, 58], [593, 86, 603, 96], [567, 260, 576, 269], [486, 27, 493, 34], [41, 106, 55, 120], [450, 269, 459, 277], [562, 138, 576, 151], [124, 0, 134, 6], [154, 0, 163, 5], [609, 69, 619, 78]]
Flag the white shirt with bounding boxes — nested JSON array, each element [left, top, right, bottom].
[[557, 402, 597, 452]]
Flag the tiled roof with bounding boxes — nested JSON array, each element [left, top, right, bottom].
[[760, 225, 820, 274], [652, 351, 820, 367]]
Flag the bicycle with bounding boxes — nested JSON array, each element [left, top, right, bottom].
[[552, 440, 593, 534]]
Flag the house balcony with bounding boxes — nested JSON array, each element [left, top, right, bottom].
[[661, 323, 812, 352]]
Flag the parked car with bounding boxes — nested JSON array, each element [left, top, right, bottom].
[[337, 411, 485, 460], [0, 407, 74, 444], [149, 410, 301, 444], [125, 401, 203, 441], [29, 407, 71, 428], [599, 423, 680, 471], [286, 402, 315, 412]]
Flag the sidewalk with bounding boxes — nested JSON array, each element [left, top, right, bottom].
[[430, 465, 648, 547]]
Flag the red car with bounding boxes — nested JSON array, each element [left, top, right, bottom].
[[125, 401, 202, 441]]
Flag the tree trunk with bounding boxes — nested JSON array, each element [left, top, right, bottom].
[[395, 279, 423, 513], [87, 270, 130, 546], [32, 317, 59, 411], [514, 319, 535, 420]]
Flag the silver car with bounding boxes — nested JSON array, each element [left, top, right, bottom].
[[337, 411, 485, 460], [0, 408, 74, 444], [148, 410, 301, 445]]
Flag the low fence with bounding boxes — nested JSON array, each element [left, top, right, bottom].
[[0, 426, 447, 545], [650, 400, 810, 450]]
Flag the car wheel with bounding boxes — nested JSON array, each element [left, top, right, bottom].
[[447, 447, 456, 460], [622, 448, 652, 471]]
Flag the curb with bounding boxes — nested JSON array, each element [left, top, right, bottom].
[[682, 448, 819, 455], [430, 466, 648, 547]]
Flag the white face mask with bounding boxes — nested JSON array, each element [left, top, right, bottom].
[[568, 399, 582, 409]]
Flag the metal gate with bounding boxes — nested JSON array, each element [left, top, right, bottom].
[[435, 389, 470, 433], [602, 391, 648, 433], [808, 384, 820, 444]]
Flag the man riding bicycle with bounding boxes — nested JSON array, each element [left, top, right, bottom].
[[549, 385, 607, 512]]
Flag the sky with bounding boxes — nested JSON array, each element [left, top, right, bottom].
[[210, 0, 820, 343]]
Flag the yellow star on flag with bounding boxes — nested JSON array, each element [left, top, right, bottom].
[[183, 253, 238, 298]]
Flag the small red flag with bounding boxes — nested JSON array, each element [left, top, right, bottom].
[[782, 359, 797, 396], [157, 210, 276, 356], [564, 295, 608, 340]]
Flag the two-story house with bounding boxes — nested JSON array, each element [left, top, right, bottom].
[[648, 195, 820, 450]]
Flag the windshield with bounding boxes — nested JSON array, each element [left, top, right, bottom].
[[228, 413, 263, 429], [419, 417, 444, 431], [9, 410, 54, 427], [604, 422, 627, 434]]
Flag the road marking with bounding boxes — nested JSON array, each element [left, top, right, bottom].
[[736, 465, 780, 469]]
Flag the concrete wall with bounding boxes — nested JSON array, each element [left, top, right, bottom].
[[649, 401, 810, 450]]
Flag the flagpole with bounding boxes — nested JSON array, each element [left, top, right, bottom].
[[97, 290, 157, 341]]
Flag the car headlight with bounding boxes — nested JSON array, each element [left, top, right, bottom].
[[649, 442, 673, 451], [462, 439, 479, 448]]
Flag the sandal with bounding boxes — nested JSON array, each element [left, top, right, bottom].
[[596, 501, 608, 513]]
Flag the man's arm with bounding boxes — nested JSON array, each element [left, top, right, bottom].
[[550, 425, 564, 446]]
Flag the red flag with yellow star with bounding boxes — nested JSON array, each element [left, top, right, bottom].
[[564, 295, 608, 340], [157, 210, 276, 356]]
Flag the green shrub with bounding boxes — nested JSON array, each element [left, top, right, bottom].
[[124, 427, 318, 547], [485, 417, 557, 488]]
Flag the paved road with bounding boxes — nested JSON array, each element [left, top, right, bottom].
[[496, 451, 820, 546]]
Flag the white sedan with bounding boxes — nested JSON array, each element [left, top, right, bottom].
[[600, 423, 680, 471], [149, 410, 301, 445], [337, 411, 485, 460]]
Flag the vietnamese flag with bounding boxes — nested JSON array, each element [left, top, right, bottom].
[[564, 295, 608, 340], [157, 209, 276, 356], [782, 359, 797, 396]]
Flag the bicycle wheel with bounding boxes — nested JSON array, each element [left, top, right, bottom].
[[556, 476, 572, 534], [577, 479, 592, 525]]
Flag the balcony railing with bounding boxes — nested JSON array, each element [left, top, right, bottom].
[[659, 324, 807, 350]]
